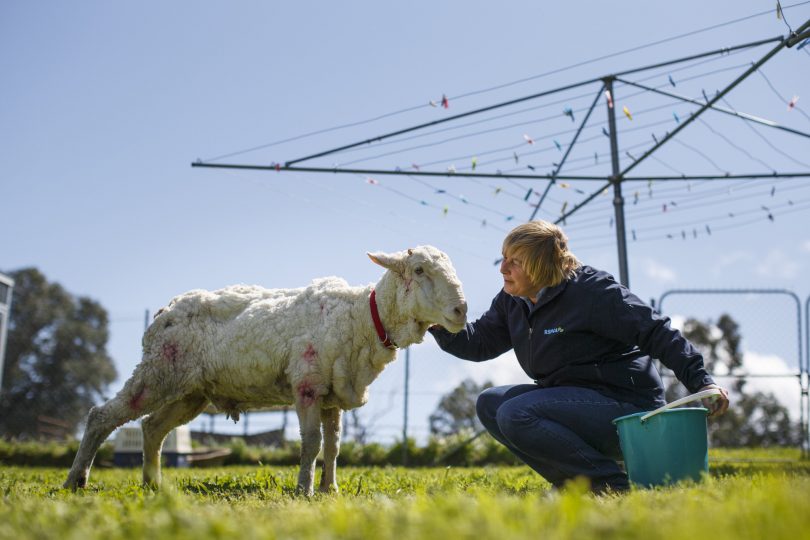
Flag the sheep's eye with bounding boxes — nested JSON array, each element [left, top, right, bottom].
[[414, 267, 424, 275]]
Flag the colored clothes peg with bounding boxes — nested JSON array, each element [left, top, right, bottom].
[[563, 107, 575, 122]]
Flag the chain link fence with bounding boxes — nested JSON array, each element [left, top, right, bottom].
[[656, 289, 807, 453]]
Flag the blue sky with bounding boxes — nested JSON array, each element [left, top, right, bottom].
[[3, 1, 810, 443]]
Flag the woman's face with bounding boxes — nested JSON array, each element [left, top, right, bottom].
[[500, 250, 539, 299]]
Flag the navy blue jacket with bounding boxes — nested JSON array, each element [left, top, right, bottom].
[[430, 265, 714, 409]]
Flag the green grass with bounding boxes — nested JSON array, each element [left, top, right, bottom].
[[1, 455, 808, 540]]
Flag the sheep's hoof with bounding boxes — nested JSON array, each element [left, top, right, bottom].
[[318, 479, 339, 494], [318, 484, 339, 494], [294, 484, 314, 497], [64, 473, 87, 491]]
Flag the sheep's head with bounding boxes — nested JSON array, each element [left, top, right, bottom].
[[368, 245, 467, 334]]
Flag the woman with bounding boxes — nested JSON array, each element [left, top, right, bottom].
[[429, 220, 729, 493]]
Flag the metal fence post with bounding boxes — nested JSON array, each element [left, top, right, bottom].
[[804, 295, 810, 456], [402, 347, 410, 466]]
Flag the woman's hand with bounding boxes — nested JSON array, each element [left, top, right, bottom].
[[700, 384, 730, 417]]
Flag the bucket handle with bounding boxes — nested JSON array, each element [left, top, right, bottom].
[[639, 388, 723, 422]]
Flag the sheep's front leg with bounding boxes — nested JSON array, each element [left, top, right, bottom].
[[65, 400, 133, 490], [295, 396, 322, 496], [319, 407, 342, 493], [64, 386, 146, 490]]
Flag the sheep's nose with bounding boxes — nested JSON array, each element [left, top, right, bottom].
[[453, 302, 468, 320]]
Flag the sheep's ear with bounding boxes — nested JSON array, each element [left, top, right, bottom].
[[368, 251, 403, 270]]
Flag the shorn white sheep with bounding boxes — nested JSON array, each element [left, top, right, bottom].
[[64, 245, 467, 495]]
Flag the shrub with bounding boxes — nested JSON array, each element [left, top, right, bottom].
[[0, 439, 113, 467]]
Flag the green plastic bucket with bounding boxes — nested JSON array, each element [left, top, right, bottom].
[[613, 407, 709, 487]]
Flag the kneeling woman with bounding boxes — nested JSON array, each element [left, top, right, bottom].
[[430, 220, 729, 493]]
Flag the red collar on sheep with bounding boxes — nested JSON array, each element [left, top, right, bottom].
[[369, 289, 397, 350]]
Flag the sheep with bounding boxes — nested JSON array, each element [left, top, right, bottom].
[[64, 245, 467, 495]]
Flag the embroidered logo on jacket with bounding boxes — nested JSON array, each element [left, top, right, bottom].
[[544, 326, 565, 335]]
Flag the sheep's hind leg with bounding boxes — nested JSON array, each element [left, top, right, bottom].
[[64, 384, 149, 490], [295, 399, 323, 496], [141, 394, 208, 489], [319, 407, 342, 493]]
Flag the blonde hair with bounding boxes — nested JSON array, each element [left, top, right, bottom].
[[502, 221, 581, 288]]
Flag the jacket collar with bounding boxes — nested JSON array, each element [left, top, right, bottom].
[[528, 273, 573, 313]]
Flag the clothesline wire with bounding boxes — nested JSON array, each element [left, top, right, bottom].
[[573, 198, 810, 250], [330, 58, 784, 173], [321, 51, 750, 164], [564, 179, 810, 231]]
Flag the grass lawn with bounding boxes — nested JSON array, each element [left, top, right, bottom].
[[0, 448, 808, 540]]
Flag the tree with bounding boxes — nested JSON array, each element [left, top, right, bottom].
[[666, 313, 801, 446], [707, 390, 800, 447], [0, 268, 117, 439], [429, 378, 492, 436]]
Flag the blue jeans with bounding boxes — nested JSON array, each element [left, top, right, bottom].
[[477, 384, 646, 492]]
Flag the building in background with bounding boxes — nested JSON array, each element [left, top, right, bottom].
[[0, 273, 14, 395], [113, 425, 193, 467]]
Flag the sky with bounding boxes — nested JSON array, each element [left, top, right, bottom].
[[3, 1, 810, 444]]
